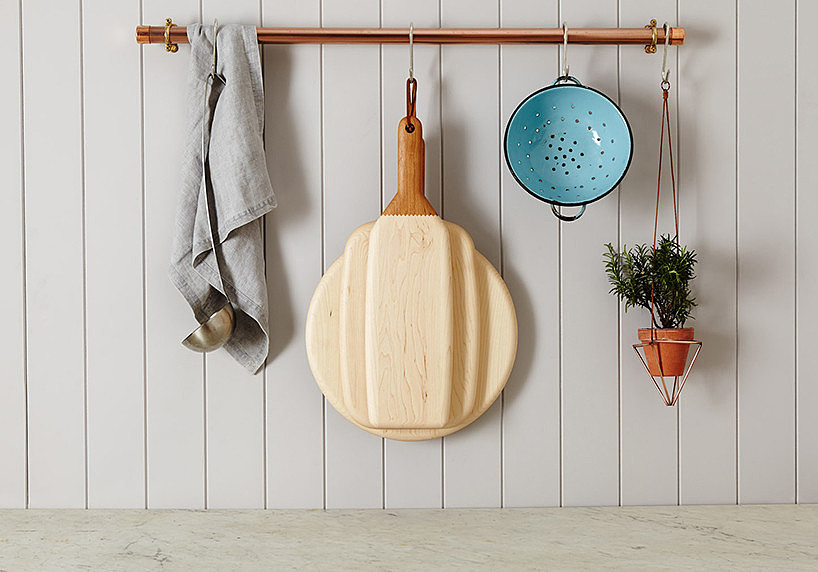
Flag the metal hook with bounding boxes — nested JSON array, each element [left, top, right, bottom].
[[408, 22, 414, 81], [561, 22, 569, 78], [661, 22, 671, 88]]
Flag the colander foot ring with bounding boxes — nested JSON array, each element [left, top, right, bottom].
[[551, 204, 586, 222]]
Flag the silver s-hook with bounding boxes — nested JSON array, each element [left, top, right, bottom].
[[408, 22, 414, 81], [561, 22, 570, 78], [661, 22, 671, 88]]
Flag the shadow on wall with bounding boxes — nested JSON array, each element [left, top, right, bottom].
[[498, 263, 537, 409], [262, 45, 309, 364], [673, 22, 737, 405], [438, 115, 497, 264], [439, 72, 541, 404]]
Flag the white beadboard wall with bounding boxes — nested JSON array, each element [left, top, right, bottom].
[[0, 0, 814, 509]]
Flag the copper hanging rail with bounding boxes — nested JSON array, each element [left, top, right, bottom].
[[136, 23, 684, 49]]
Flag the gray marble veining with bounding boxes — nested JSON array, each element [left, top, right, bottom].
[[0, 505, 816, 570]]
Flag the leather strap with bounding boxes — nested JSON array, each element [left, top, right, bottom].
[[648, 85, 679, 336]]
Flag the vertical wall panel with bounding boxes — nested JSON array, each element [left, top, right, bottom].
[[441, 0, 502, 508], [560, 0, 620, 507], [83, 0, 146, 508], [618, 0, 679, 506], [678, 1, 738, 505], [201, 0, 265, 510], [797, 0, 818, 504], [263, 0, 325, 509], [143, 0, 206, 509], [0, 0, 26, 509], [737, 0, 796, 504], [23, 0, 86, 509], [322, 0, 384, 509], [499, 0, 560, 508], [380, 0, 444, 510]]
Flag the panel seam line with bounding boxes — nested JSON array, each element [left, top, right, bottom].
[[79, 0, 90, 510], [19, 0, 30, 511], [138, 0, 149, 510]]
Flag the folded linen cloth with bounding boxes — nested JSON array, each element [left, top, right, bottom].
[[170, 23, 276, 374]]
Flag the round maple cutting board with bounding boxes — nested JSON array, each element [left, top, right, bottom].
[[305, 103, 517, 441]]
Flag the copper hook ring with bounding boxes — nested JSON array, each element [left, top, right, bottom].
[[644, 19, 657, 54], [164, 17, 178, 52], [405, 77, 417, 132]]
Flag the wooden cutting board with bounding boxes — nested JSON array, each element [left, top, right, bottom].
[[305, 113, 517, 441]]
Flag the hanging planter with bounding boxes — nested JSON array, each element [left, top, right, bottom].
[[602, 23, 701, 406], [603, 236, 702, 405]]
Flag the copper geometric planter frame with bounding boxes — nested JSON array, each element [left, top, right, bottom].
[[633, 338, 702, 406]]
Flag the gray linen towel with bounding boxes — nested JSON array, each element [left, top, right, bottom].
[[170, 24, 276, 374]]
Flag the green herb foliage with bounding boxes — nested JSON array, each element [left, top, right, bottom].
[[603, 235, 697, 329]]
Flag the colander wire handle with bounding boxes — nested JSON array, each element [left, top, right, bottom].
[[552, 75, 582, 86], [551, 204, 586, 222]]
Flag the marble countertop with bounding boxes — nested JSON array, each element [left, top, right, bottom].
[[1, 505, 816, 570]]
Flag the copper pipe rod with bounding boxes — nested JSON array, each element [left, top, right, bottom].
[[136, 25, 684, 46]]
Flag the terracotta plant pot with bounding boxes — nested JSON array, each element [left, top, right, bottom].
[[637, 328, 694, 377]]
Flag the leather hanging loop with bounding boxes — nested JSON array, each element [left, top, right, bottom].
[[405, 77, 418, 132], [649, 81, 679, 334]]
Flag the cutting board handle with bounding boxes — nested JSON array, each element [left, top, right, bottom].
[[383, 115, 437, 216]]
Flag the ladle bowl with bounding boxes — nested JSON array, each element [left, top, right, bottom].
[[182, 303, 235, 352]]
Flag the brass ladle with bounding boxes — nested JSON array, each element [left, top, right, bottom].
[[183, 20, 235, 352]]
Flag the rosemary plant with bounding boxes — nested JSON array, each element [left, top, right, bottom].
[[603, 235, 698, 329]]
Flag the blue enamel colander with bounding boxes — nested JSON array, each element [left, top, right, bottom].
[[504, 76, 633, 221]]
